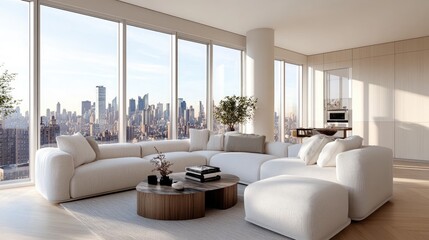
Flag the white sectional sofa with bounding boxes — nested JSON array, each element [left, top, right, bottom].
[[35, 130, 393, 224]]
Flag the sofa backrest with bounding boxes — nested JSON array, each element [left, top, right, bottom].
[[137, 139, 190, 157], [98, 143, 141, 160], [264, 142, 293, 157], [287, 143, 302, 157]]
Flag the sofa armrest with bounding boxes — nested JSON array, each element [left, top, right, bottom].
[[336, 146, 393, 220], [287, 144, 302, 157], [35, 148, 75, 203], [264, 142, 293, 157], [137, 139, 190, 157]]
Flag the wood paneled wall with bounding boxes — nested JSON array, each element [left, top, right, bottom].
[[394, 37, 429, 160], [307, 36, 429, 161]]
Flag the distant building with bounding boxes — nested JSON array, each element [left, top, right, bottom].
[[0, 126, 29, 166], [40, 116, 60, 147], [143, 94, 149, 110], [137, 96, 144, 111], [81, 100, 91, 116], [56, 102, 61, 121], [95, 86, 106, 125], [129, 98, 136, 116]]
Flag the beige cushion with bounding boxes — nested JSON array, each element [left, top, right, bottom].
[[224, 134, 266, 153], [206, 133, 224, 151], [317, 135, 363, 167], [85, 137, 101, 160], [189, 129, 210, 151], [298, 135, 332, 165], [56, 133, 96, 168]]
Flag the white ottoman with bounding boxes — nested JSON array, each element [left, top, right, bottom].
[[244, 175, 350, 240]]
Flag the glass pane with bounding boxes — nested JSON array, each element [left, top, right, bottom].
[[212, 45, 241, 133], [40, 6, 119, 147], [177, 39, 207, 139], [274, 60, 282, 141], [284, 63, 301, 143], [0, 0, 30, 183], [126, 26, 171, 142]]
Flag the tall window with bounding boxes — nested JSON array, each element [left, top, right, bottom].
[[274, 60, 282, 141], [0, 0, 30, 183], [212, 45, 242, 133], [274, 60, 301, 142], [40, 6, 119, 147], [284, 63, 301, 142], [177, 39, 207, 138], [126, 26, 171, 142]]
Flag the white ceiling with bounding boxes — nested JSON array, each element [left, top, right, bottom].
[[119, 0, 429, 55]]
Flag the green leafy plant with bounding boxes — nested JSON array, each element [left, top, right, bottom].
[[0, 65, 21, 118], [213, 95, 258, 131]]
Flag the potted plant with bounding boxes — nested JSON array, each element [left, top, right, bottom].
[[150, 147, 173, 186], [213, 95, 258, 131], [0, 66, 21, 118]]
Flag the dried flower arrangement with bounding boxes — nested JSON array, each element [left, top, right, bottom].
[[150, 147, 173, 177]]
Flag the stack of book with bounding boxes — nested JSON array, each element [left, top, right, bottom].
[[185, 165, 221, 182]]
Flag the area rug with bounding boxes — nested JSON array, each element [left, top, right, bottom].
[[61, 185, 288, 240]]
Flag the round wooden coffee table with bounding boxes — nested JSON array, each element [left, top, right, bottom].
[[136, 172, 239, 220]]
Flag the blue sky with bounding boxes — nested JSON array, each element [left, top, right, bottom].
[[0, 0, 30, 113], [1, 0, 295, 117]]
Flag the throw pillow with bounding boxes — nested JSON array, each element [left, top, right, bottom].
[[85, 136, 101, 160], [317, 135, 363, 167], [224, 133, 266, 153], [298, 134, 332, 165], [56, 132, 96, 168], [206, 133, 224, 151], [189, 129, 210, 151]]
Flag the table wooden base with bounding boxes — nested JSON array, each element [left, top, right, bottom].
[[137, 190, 205, 220], [136, 173, 239, 220]]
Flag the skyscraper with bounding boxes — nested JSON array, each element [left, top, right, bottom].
[[81, 100, 91, 116], [156, 103, 163, 120], [56, 102, 61, 121], [129, 98, 136, 116], [143, 94, 149, 110], [111, 97, 117, 112], [95, 86, 106, 125], [137, 96, 144, 111]]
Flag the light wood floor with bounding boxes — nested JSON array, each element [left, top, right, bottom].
[[0, 159, 428, 240]]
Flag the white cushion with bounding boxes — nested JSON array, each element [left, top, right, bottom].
[[298, 135, 332, 165], [206, 133, 224, 151], [85, 137, 101, 160], [56, 133, 96, 168], [70, 157, 153, 198], [209, 152, 276, 184], [189, 129, 210, 151], [244, 175, 350, 240], [317, 135, 363, 167], [260, 157, 338, 183]]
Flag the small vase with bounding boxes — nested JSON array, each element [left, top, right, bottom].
[[160, 175, 173, 186], [227, 126, 235, 132]]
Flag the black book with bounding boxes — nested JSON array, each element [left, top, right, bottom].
[[185, 165, 220, 174], [185, 171, 221, 179], [185, 175, 221, 182]]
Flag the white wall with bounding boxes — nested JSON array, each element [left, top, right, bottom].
[[308, 36, 429, 161], [245, 28, 275, 140]]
